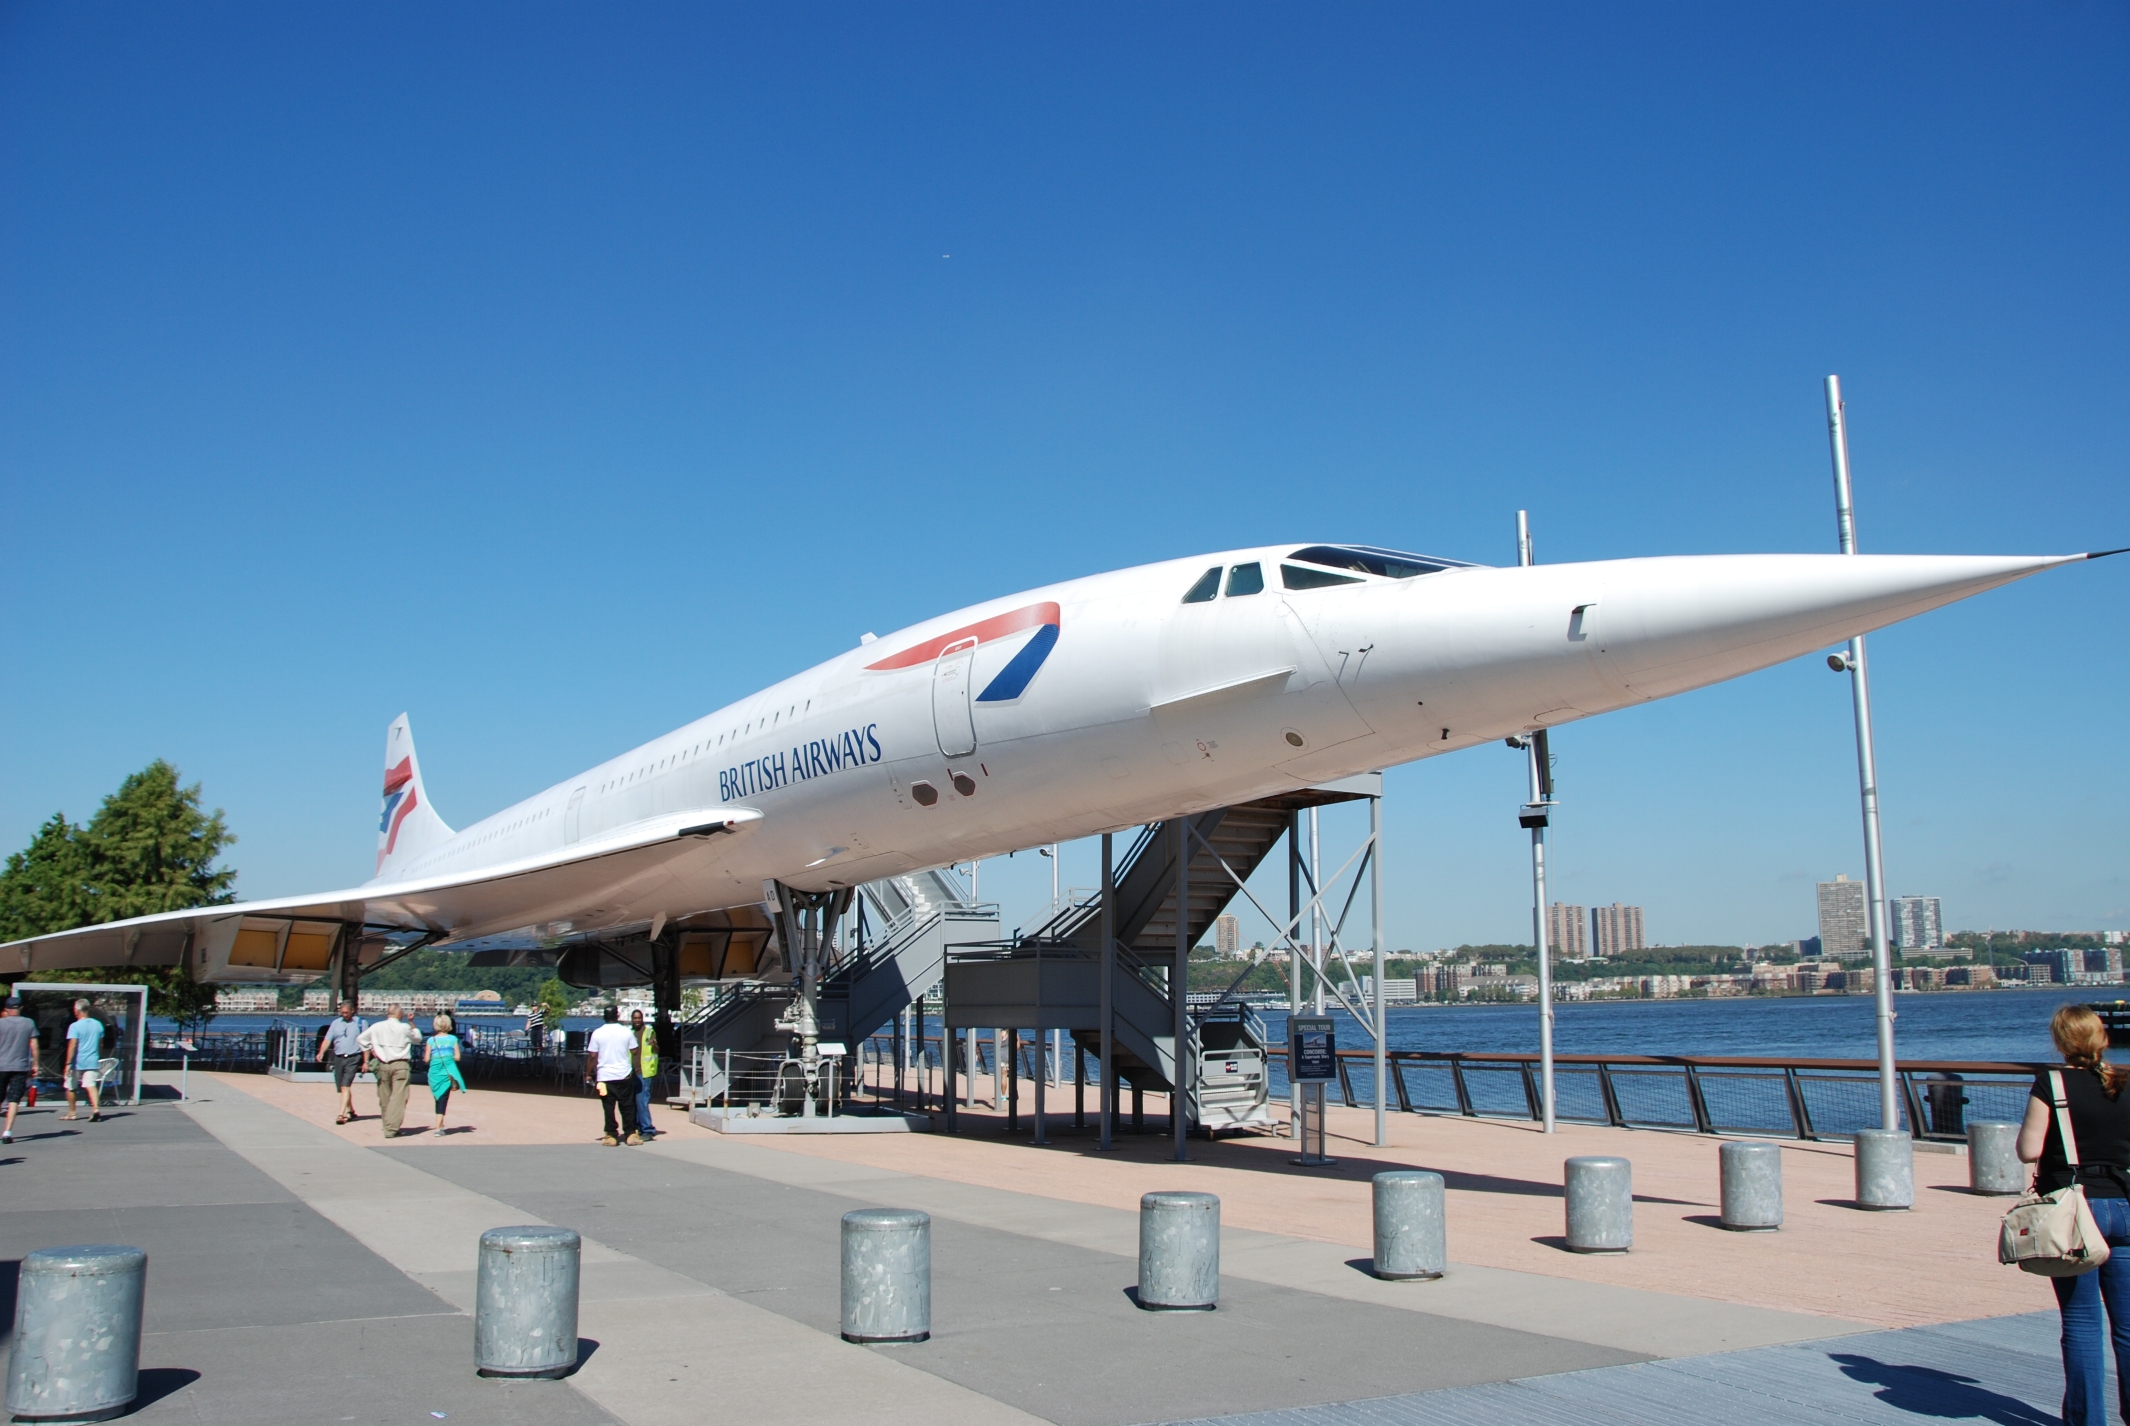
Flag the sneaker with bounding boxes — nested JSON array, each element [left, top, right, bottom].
[[2, 1131, 12, 1144], [624, 1133, 642, 1146], [601, 1134, 619, 1147]]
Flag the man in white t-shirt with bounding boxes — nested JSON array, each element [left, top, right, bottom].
[[584, 1005, 640, 1146], [357, 1006, 423, 1139]]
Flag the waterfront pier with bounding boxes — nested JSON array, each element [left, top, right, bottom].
[[0, 1069, 2068, 1426]]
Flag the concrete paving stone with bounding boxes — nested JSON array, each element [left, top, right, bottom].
[[391, 1144, 1642, 1426], [0, 1101, 297, 1209], [174, 1087, 1055, 1426], [0, 1200, 455, 1336], [128, 1315, 625, 1426], [1162, 1315, 2070, 1426]]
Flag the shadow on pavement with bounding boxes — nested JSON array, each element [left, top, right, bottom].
[[127, 1368, 201, 1414], [1828, 1352, 2055, 1425]]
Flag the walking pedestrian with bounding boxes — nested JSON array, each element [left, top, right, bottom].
[[585, 1005, 640, 1146], [630, 1008, 659, 1139], [315, 999, 366, 1124], [357, 1005, 423, 1138], [63, 1000, 104, 1123], [2019, 1003, 2130, 1426], [0, 996, 36, 1145], [425, 1013, 469, 1134]]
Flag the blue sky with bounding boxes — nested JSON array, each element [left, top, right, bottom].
[[3, 4, 2124, 951]]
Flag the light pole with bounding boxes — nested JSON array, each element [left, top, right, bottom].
[[1515, 510, 1557, 1133], [1825, 375, 1899, 1134]]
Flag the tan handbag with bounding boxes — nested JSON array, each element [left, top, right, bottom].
[[2000, 1070, 2112, 1277]]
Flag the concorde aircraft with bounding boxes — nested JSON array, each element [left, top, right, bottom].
[[1, 542, 2103, 1047]]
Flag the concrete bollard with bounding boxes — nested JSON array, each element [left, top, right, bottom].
[[841, 1209, 931, 1343], [1372, 1171, 1446, 1280], [1855, 1129, 1915, 1210], [1718, 1141, 1784, 1230], [1969, 1121, 2025, 1196], [475, 1226, 581, 1378], [1138, 1191, 1219, 1310], [1564, 1156, 1633, 1253], [5, 1245, 146, 1424]]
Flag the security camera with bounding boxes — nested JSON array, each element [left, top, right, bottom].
[[1504, 736, 1529, 750], [1827, 653, 1852, 673]]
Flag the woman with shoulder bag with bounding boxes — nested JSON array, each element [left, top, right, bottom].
[[2019, 1004, 2130, 1426]]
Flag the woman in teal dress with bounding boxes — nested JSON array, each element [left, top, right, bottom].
[[425, 1014, 469, 1133]]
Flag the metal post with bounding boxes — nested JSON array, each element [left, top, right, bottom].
[[1288, 810, 1303, 1136], [1099, 832, 1115, 1151], [1033, 1031, 1045, 1142], [1826, 374, 1899, 1134], [1174, 817, 1190, 1160], [1518, 510, 1558, 1135], [892, 1009, 904, 1108], [1310, 808, 1324, 1015], [1371, 795, 1387, 1148], [1075, 1043, 1086, 1129], [1007, 1028, 1020, 1132]]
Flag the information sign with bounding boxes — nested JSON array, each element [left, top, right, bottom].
[[1289, 1016, 1336, 1083]]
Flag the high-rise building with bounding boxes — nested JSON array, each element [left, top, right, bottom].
[[1818, 876, 1869, 961], [1548, 903, 1588, 959], [1214, 914, 1241, 959], [1892, 896, 1943, 951], [1590, 903, 1645, 957]]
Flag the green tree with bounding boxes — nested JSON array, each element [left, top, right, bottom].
[[537, 977, 575, 1026], [0, 761, 235, 1027], [0, 814, 93, 941]]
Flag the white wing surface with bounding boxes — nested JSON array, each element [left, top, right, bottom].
[[0, 808, 762, 977]]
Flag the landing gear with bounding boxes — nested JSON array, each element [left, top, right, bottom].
[[769, 882, 852, 1119]]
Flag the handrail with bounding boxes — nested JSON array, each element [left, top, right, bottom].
[[1266, 1047, 2046, 1074], [1262, 1045, 2039, 1141]]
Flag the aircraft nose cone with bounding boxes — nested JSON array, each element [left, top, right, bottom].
[[1591, 552, 2079, 701]]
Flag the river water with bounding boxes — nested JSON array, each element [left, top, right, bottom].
[[1257, 986, 2108, 1064]]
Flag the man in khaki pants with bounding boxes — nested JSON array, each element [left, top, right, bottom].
[[358, 1005, 423, 1138]]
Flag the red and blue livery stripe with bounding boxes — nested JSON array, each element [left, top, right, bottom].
[[864, 601, 1060, 703], [377, 757, 419, 867]]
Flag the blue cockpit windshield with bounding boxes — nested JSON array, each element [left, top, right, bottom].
[[1287, 545, 1478, 579]]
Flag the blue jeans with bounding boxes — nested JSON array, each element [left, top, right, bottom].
[[633, 1079, 655, 1136], [2055, 1193, 2130, 1424]]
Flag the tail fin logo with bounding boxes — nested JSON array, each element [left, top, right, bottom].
[[378, 756, 419, 862]]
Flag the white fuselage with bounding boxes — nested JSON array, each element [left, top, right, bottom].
[[377, 542, 2070, 937]]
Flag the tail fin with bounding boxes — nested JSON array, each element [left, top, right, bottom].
[[374, 713, 455, 878]]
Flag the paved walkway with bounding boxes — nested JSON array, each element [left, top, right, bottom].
[[0, 1073, 2081, 1425]]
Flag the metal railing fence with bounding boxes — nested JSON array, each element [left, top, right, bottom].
[[1269, 1048, 2040, 1142]]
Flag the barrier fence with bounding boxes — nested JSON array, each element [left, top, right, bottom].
[[146, 1023, 2046, 1144], [1270, 1049, 2041, 1143], [846, 1036, 2039, 1145]]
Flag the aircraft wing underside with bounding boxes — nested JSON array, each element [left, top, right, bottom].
[[0, 808, 763, 977]]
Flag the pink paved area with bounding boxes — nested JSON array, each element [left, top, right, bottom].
[[203, 1071, 2048, 1331]]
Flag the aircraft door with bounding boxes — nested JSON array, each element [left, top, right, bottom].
[[933, 640, 978, 758], [565, 787, 585, 844]]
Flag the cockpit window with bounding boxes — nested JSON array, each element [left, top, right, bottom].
[[1226, 562, 1265, 597], [1288, 544, 1473, 579], [1282, 563, 1364, 590], [1181, 567, 1221, 604]]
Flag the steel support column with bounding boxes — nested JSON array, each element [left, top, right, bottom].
[[1099, 831, 1115, 1152], [1173, 817, 1190, 1160]]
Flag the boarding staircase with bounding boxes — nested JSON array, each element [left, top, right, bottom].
[[944, 785, 1370, 1132], [676, 868, 998, 1109]]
